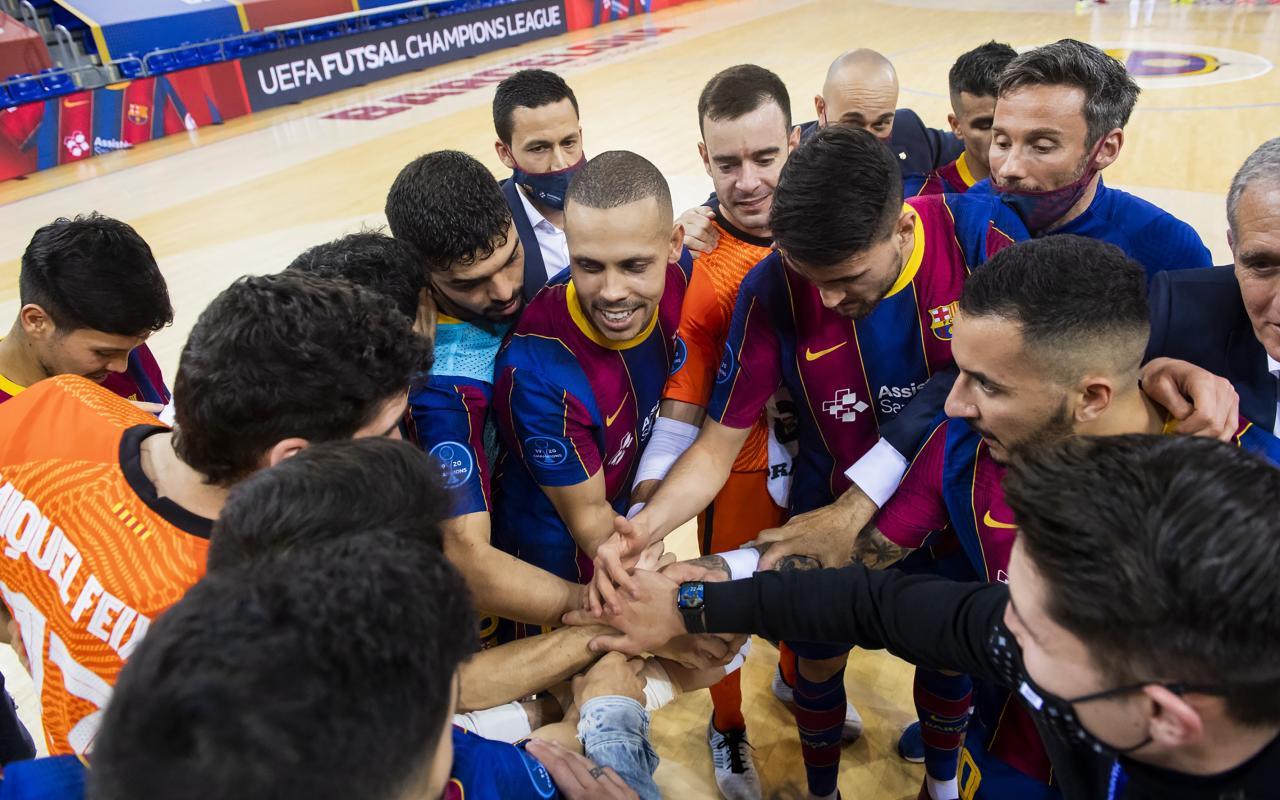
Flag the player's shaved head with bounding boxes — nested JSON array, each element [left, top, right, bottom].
[[823, 48, 897, 97], [818, 49, 899, 139], [958, 236, 1149, 385], [566, 150, 673, 225]]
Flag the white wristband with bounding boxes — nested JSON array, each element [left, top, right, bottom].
[[718, 548, 762, 581], [640, 658, 678, 713], [633, 416, 700, 486], [724, 637, 752, 675], [626, 503, 646, 520], [452, 701, 531, 743]]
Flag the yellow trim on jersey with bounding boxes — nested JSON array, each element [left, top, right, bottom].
[[886, 205, 926, 299], [564, 280, 658, 351], [437, 313, 464, 325], [955, 151, 977, 188], [0, 372, 26, 398], [53, 1, 112, 61]]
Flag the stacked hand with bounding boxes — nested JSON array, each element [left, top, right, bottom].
[[589, 515, 654, 615], [749, 498, 864, 571]]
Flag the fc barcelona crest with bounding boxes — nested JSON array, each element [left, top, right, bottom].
[[127, 103, 150, 126], [929, 302, 958, 341]]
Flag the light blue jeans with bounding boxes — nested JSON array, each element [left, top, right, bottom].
[[578, 696, 660, 800]]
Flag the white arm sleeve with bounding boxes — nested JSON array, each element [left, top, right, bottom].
[[632, 416, 700, 486], [842, 437, 909, 509]]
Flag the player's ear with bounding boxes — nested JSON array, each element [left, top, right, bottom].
[[787, 124, 802, 152], [947, 113, 961, 138], [894, 206, 916, 248], [1144, 684, 1205, 751], [697, 141, 712, 177], [263, 437, 310, 471], [18, 304, 53, 340], [1075, 376, 1113, 424], [814, 94, 826, 126], [668, 222, 685, 262], [1094, 128, 1123, 170], [494, 139, 517, 171]]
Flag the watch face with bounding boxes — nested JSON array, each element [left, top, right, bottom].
[[677, 582, 704, 610]]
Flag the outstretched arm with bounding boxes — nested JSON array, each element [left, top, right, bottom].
[[444, 512, 584, 628], [458, 624, 612, 711]]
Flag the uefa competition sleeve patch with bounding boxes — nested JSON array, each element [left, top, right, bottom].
[[517, 747, 558, 797], [428, 441, 475, 489], [716, 342, 736, 384], [524, 436, 571, 466], [670, 334, 688, 375]]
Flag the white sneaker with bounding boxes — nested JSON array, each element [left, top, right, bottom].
[[771, 664, 794, 704], [771, 666, 864, 743], [708, 718, 762, 800]]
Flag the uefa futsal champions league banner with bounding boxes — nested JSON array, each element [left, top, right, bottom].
[[242, 1, 567, 109], [0, 0, 696, 182]]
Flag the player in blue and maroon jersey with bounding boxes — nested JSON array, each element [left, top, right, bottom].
[[591, 126, 1028, 799], [0, 214, 172, 409], [905, 42, 1017, 198], [865, 236, 1276, 800], [492, 150, 691, 636], [386, 151, 594, 648]]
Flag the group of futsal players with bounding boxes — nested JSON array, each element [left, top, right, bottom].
[[0, 33, 1277, 800]]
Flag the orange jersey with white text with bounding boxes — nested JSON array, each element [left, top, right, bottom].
[[0, 376, 211, 755], [665, 209, 773, 471]]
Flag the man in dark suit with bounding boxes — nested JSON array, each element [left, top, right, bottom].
[[491, 69, 584, 302], [1145, 137, 1280, 438]]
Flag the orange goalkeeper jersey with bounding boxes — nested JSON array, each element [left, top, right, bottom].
[[665, 206, 773, 472], [0, 376, 212, 756]]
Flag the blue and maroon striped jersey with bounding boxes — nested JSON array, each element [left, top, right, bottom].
[[408, 316, 511, 518], [904, 151, 981, 198], [707, 193, 1026, 513], [491, 254, 694, 583]]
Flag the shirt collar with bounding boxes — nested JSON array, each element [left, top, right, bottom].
[[516, 183, 560, 234], [1268, 353, 1280, 379]]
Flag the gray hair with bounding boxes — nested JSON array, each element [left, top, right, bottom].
[[998, 39, 1140, 148], [1227, 137, 1280, 236]]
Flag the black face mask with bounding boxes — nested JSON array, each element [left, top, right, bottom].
[[988, 626, 1219, 759]]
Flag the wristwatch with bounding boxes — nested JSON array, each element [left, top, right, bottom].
[[677, 581, 706, 634]]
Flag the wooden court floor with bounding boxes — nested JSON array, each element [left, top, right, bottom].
[[1, 0, 1278, 796]]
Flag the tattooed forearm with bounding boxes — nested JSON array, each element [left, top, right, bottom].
[[680, 553, 732, 581], [776, 554, 822, 572], [851, 525, 910, 569]]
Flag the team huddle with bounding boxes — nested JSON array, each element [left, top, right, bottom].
[[0, 34, 1277, 800]]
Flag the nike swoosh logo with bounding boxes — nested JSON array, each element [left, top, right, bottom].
[[63, 99, 89, 108], [983, 511, 1017, 530], [804, 342, 847, 362], [605, 398, 627, 427]]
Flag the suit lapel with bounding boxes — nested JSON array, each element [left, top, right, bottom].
[[1227, 323, 1277, 431], [501, 179, 549, 302]]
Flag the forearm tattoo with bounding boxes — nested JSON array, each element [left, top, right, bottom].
[[775, 554, 821, 572], [850, 525, 909, 570], [681, 553, 731, 580]]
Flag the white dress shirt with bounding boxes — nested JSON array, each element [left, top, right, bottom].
[[515, 184, 570, 280], [1269, 353, 1280, 437]]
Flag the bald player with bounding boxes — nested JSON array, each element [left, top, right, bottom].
[[806, 48, 961, 177]]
